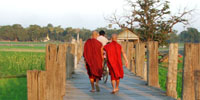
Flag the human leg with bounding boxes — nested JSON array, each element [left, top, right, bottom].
[[111, 80, 116, 93], [89, 78, 95, 92], [95, 78, 100, 92], [116, 79, 120, 92]]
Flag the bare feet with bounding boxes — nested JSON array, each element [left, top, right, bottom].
[[115, 88, 119, 92], [96, 85, 100, 92], [111, 90, 116, 94], [90, 90, 95, 92]]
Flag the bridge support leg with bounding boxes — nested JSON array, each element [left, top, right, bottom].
[[147, 41, 160, 88], [182, 43, 200, 100], [135, 43, 146, 78], [166, 43, 178, 98]]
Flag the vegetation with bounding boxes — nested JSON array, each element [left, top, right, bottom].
[[0, 50, 45, 100], [177, 28, 200, 43], [0, 78, 27, 100], [159, 57, 183, 98], [107, 0, 193, 46], [0, 46, 45, 50], [0, 51, 45, 77], [0, 24, 122, 42]]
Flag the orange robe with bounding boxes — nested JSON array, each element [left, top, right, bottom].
[[104, 41, 124, 80], [84, 39, 103, 79]]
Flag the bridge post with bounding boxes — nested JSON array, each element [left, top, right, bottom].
[[127, 42, 134, 70], [66, 44, 75, 79], [135, 43, 146, 78], [147, 41, 160, 88], [195, 70, 200, 100], [45, 44, 67, 100], [182, 43, 200, 100], [27, 70, 47, 100], [121, 42, 127, 67], [27, 70, 39, 100], [77, 39, 83, 63], [166, 43, 178, 98]]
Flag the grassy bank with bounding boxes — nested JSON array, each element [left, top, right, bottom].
[[0, 50, 45, 100], [0, 51, 45, 77], [159, 57, 183, 98], [0, 78, 27, 100]]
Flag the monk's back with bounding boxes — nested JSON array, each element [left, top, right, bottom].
[[104, 41, 123, 78], [84, 38, 103, 78]]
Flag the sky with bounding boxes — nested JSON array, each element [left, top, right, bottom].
[[0, 0, 199, 33]]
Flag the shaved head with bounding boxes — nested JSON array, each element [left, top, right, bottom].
[[111, 34, 118, 41], [92, 31, 99, 39]]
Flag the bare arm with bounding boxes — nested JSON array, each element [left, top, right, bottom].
[[122, 48, 128, 67]]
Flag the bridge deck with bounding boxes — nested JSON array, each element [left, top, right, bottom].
[[64, 59, 175, 100]]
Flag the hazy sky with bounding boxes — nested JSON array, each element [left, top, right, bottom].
[[0, 0, 199, 33]]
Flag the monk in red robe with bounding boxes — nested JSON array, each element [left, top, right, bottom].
[[104, 34, 128, 94], [83, 31, 103, 92]]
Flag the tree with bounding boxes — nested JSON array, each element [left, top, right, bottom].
[[27, 25, 42, 41], [54, 26, 64, 41], [167, 31, 178, 43], [179, 28, 200, 43], [106, 0, 193, 46]]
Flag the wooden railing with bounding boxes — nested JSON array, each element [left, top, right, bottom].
[[27, 40, 83, 100], [27, 40, 200, 100], [120, 41, 200, 100]]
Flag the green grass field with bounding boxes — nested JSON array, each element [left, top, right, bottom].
[[0, 51, 45, 77], [0, 78, 27, 100], [158, 57, 183, 98], [0, 50, 45, 100]]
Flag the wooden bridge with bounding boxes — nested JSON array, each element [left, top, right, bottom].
[[63, 58, 174, 100], [26, 40, 200, 100]]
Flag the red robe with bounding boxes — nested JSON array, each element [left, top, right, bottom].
[[84, 39, 103, 79], [104, 41, 124, 80]]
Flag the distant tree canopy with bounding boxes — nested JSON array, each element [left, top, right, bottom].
[[178, 28, 200, 43], [167, 27, 200, 43], [107, 0, 193, 46], [0, 24, 121, 42]]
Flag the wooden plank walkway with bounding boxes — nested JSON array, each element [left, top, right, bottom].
[[64, 59, 175, 100]]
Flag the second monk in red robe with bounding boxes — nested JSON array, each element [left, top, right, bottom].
[[104, 34, 128, 94]]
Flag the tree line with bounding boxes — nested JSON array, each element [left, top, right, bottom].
[[0, 23, 199, 44], [168, 27, 200, 43], [0, 24, 121, 42]]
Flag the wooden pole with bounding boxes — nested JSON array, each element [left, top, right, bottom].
[[135, 43, 146, 78], [182, 43, 195, 100], [166, 43, 178, 98], [182, 43, 200, 100], [45, 44, 67, 100], [38, 71, 47, 100], [195, 70, 200, 100], [27, 70, 39, 100], [130, 44, 136, 74], [147, 41, 160, 88], [127, 42, 134, 70], [121, 42, 127, 65]]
